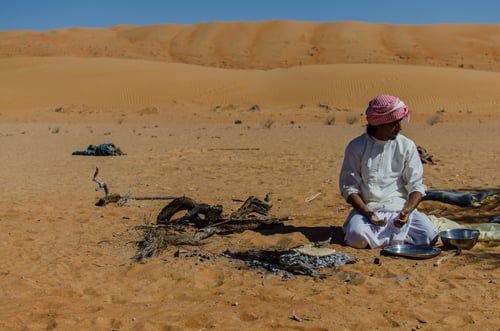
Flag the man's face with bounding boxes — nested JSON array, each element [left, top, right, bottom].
[[376, 119, 403, 140]]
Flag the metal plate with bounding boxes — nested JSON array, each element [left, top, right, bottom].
[[382, 244, 442, 259]]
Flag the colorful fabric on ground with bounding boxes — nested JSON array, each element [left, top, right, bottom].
[[72, 143, 125, 156]]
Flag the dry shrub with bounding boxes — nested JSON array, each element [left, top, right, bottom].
[[324, 115, 336, 126], [427, 114, 442, 126], [345, 114, 359, 125], [263, 119, 274, 128]]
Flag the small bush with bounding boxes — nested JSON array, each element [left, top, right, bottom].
[[324, 115, 336, 126], [263, 119, 274, 128], [427, 114, 442, 126], [345, 115, 359, 125]]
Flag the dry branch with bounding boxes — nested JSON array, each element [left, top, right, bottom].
[[90, 168, 292, 262], [133, 194, 293, 262], [92, 166, 177, 206], [92, 167, 110, 197], [208, 148, 260, 151], [133, 225, 216, 262]]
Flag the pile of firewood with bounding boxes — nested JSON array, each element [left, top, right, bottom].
[[133, 194, 293, 262]]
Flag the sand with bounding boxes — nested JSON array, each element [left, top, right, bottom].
[[0, 21, 499, 330]]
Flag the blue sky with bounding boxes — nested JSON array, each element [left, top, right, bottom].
[[1, 0, 499, 31]]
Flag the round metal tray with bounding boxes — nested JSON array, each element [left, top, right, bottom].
[[382, 244, 442, 259]]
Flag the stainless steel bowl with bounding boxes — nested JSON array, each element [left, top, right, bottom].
[[439, 229, 480, 250]]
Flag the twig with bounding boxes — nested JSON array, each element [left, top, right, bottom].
[[209, 215, 294, 228], [314, 228, 334, 246], [290, 312, 302, 322], [92, 167, 110, 197], [290, 311, 312, 322], [433, 248, 461, 266], [121, 195, 177, 201], [208, 148, 260, 151], [305, 192, 321, 203], [92, 167, 178, 205]]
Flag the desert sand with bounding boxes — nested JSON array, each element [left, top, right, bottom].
[[0, 21, 499, 330]]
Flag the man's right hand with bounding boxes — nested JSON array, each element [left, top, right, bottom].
[[347, 194, 387, 226]]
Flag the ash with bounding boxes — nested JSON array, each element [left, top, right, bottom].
[[224, 249, 357, 278]]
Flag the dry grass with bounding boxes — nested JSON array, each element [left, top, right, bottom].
[[263, 118, 274, 128], [427, 113, 443, 125], [324, 115, 336, 126], [345, 114, 359, 125]]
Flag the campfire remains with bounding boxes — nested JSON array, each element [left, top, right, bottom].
[[92, 167, 291, 262], [91, 167, 357, 278]]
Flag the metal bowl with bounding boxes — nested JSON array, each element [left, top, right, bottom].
[[439, 229, 480, 250]]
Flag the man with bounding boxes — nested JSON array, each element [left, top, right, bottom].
[[339, 94, 438, 248]]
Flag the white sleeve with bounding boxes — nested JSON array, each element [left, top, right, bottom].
[[339, 140, 363, 200], [404, 142, 427, 195]]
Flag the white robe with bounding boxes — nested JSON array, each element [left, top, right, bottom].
[[339, 133, 438, 248]]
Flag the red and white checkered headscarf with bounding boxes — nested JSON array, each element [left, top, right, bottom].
[[366, 95, 409, 126]]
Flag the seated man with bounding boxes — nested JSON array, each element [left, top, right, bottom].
[[339, 94, 438, 248]]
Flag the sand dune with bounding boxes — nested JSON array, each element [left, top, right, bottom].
[[2, 21, 500, 123], [1, 57, 499, 124], [1, 21, 500, 71], [0, 21, 499, 330]]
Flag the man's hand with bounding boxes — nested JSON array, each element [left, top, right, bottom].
[[393, 192, 422, 227], [367, 211, 387, 226], [393, 209, 410, 228]]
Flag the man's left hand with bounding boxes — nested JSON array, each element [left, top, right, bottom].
[[394, 209, 410, 227]]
